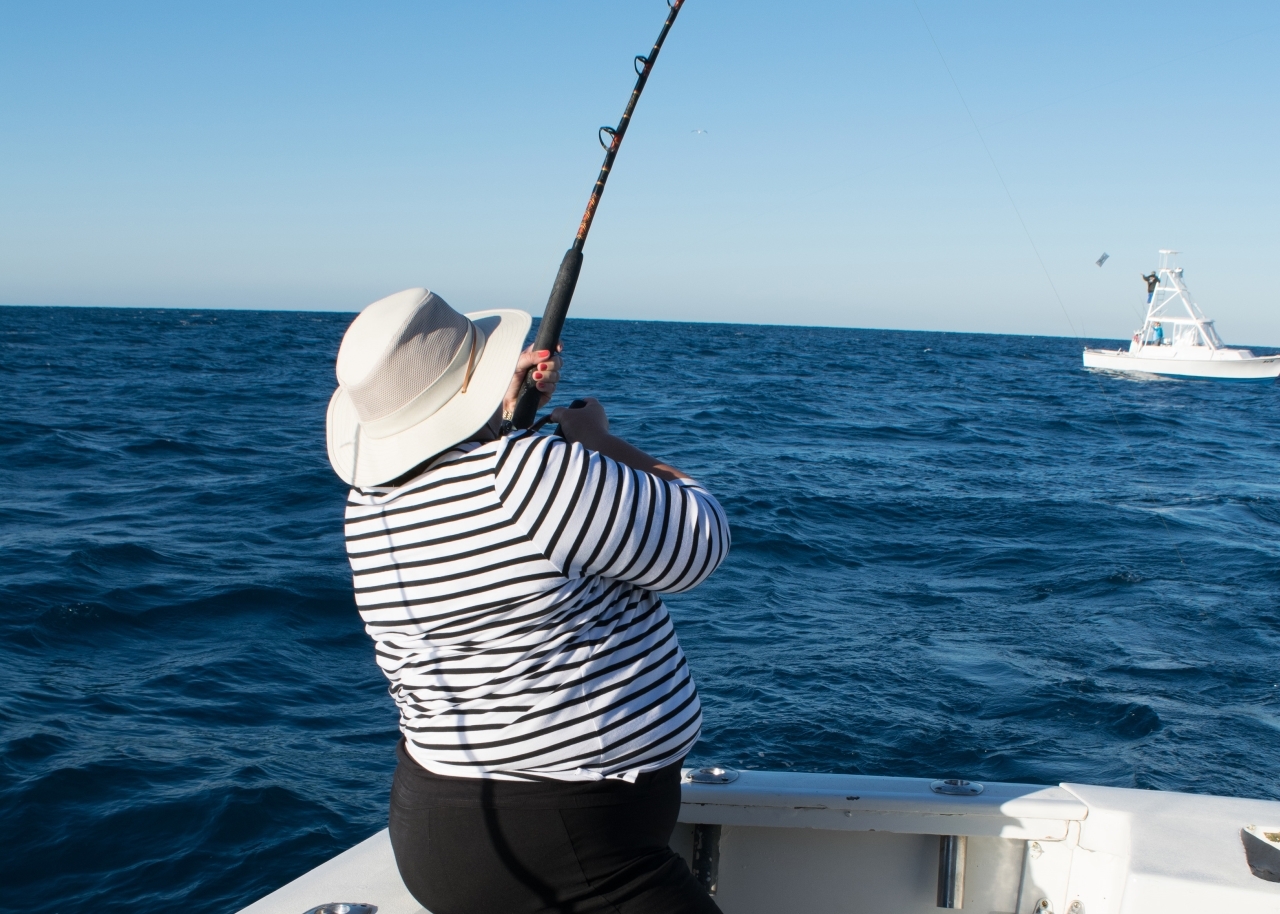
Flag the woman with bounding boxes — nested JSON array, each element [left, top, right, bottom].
[[326, 288, 729, 913]]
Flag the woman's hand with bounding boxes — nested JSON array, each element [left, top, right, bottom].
[[502, 343, 563, 417], [550, 397, 608, 446]]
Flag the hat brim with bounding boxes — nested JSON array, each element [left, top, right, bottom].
[[326, 308, 532, 487]]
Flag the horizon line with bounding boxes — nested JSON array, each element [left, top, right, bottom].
[[6, 301, 1278, 351], [0, 300, 1136, 344]]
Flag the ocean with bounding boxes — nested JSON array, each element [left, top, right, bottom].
[[3, 305, 1279, 913]]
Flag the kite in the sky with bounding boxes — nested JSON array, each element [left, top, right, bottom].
[[1096, 252, 1110, 267]]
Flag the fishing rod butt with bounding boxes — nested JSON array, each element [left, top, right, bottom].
[[511, 248, 583, 429]]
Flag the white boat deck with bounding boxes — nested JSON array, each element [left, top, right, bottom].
[[238, 769, 1280, 914]]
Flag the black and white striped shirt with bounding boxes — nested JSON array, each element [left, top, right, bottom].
[[344, 430, 729, 782]]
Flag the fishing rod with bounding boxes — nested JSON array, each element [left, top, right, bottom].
[[509, 0, 686, 429]]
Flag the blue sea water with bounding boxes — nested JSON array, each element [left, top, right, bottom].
[[3, 304, 1279, 913]]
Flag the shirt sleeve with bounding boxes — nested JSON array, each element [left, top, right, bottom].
[[495, 432, 730, 594]]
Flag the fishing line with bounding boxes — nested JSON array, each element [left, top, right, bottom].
[[915, 21, 1275, 174], [800, 20, 1275, 202], [912, 2, 1076, 336], [912, 1, 1194, 575], [991, 23, 1275, 131]]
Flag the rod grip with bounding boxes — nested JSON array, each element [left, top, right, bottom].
[[511, 248, 583, 428]]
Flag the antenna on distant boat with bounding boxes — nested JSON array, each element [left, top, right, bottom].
[[509, 0, 687, 429]]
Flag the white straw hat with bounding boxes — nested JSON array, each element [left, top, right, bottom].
[[326, 288, 531, 487]]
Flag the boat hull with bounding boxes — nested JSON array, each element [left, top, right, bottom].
[[1083, 348, 1280, 380]]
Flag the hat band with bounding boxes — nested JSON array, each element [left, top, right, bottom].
[[358, 323, 487, 440]]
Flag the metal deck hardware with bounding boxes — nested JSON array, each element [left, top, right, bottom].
[[691, 823, 722, 896], [936, 834, 966, 908], [686, 766, 739, 784]]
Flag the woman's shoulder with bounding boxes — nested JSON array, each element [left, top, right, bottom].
[[492, 430, 569, 484], [346, 440, 503, 507]]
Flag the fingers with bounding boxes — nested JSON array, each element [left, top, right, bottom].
[[550, 397, 601, 419], [503, 342, 565, 416], [551, 397, 607, 443], [515, 346, 562, 372], [526, 344, 563, 393], [532, 366, 560, 391], [549, 397, 589, 423], [513, 348, 540, 372]]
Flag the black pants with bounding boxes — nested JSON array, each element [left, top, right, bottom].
[[388, 740, 721, 914]]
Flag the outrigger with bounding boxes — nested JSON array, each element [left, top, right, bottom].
[[1083, 250, 1280, 381]]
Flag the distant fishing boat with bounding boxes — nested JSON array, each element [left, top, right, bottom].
[[1083, 250, 1280, 381], [239, 767, 1280, 913]]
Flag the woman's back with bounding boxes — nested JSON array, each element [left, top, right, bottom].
[[345, 428, 730, 782]]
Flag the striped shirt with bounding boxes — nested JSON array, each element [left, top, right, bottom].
[[344, 429, 730, 782]]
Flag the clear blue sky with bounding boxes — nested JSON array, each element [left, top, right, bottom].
[[2, 1, 1277, 343]]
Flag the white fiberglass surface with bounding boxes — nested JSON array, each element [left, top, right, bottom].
[[239, 772, 1280, 914]]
